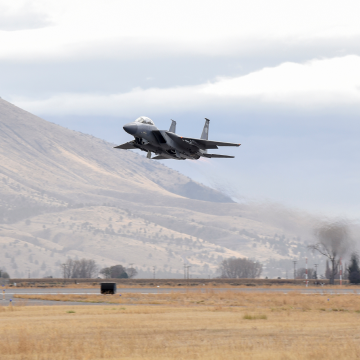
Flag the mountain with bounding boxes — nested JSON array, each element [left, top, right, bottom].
[[0, 99, 315, 279]]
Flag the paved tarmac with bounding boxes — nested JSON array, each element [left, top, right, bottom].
[[1, 287, 359, 307], [2, 287, 360, 295]]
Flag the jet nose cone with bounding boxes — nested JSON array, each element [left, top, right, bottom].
[[123, 123, 138, 136]]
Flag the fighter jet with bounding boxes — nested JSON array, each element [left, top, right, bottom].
[[115, 116, 240, 160]]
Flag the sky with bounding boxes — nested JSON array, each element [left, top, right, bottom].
[[1, 0, 360, 218]]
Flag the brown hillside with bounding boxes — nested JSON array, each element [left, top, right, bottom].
[[0, 99, 309, 278]]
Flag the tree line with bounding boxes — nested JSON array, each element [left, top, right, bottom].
[[60, 259, 138, 279], [217, 250, 360, 284]]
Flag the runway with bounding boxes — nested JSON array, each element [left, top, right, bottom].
[[2, 287, 360, 295], [1, 287, 359, 306]]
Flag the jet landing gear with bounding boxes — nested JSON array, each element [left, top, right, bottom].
[[147, 151, 152, 159]]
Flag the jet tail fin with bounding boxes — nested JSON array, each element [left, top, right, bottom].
[[169, 119, 176, 133], [201, 118, 210, 140], [200, 118, 210, 154]]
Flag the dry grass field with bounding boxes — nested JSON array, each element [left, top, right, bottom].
[[1, 291, 360, 359]]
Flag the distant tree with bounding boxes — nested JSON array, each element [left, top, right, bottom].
[[99, 267, 111, 279], [61, 259, 98, 278], [313, 270, 318, 280], [74, 259, 98, 278], [343, 262, 349, 280], [110, 265, 128, 278], [308, 222, 350, 285], [126, 267, 138, 279], [0, 268, 10, 278], [100, 265, 128, 279], [347, 253, 360, 284], [325, 260, 332, 280], [218, 258, 262, 278], [296, 267, 315, 279]]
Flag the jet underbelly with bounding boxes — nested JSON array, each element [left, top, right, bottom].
[[163, 132, 198, 156]]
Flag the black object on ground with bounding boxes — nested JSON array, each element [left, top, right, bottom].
[[100, 282, 117, 294]]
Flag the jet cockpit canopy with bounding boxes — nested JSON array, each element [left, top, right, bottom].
[[135, 116, 154, 125]]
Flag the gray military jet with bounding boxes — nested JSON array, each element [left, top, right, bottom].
[[115, 116, 240, 160]]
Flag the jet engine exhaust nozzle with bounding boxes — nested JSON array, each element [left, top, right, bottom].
[[123, 124, 138, 136]]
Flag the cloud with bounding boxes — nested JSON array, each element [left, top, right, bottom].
[[0, 2, 52, 31], [1, 0, 360, 61], [12, 56, 360, 117]]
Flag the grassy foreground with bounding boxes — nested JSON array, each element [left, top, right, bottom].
[[1, 292, 360, 359]]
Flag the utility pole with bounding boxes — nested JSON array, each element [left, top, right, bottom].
[[305, 257, 308, 287], [153, 266, 156, 279], [293, 260, 297, 280], [185, 265, 191, 287], [314, 264, 318, 279], [61, 263, 67, 283], [184, 264, 186, 280], [186, 265, 191, 279]]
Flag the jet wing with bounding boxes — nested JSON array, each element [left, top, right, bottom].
[[165, 132, 240, 150], [114, 141, 136, 150], [201, 153, 234, 158], [181, 137, 241, 149]]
